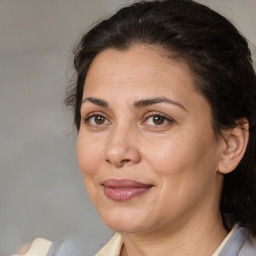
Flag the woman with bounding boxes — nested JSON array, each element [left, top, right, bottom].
[[14, 0, 256, 255]]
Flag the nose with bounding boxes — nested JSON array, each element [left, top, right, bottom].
[[105, 126, 141, 167]]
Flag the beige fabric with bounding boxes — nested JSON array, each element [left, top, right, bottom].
[[95, 233, 123, 256], [12, 238, 52, 256], [95, 225, 239, 256]]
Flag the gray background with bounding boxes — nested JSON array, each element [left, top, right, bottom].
[[0, 0, 255, 255]]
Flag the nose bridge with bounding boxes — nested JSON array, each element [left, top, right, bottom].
[[105, 121, 140, 166]]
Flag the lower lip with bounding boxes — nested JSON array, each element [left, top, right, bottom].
[[104, 186, 152, 202]]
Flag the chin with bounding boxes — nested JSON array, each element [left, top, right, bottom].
[[98, 207, 152, 233]]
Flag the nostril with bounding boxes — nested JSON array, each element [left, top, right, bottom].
[[107, 159, 130, 167], [121, 159, 130, 164], [116, 159, 130, 166]]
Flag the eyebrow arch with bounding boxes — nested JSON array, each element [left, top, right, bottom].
[[81, 97, 109, 108], [81, 96, 187, 112], [134, 97, 187, 112]]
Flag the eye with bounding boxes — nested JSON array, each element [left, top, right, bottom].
[[144, 114, 174, 126], [84, 114, 110, 126]]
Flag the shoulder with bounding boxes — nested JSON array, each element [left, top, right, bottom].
[[47, 234, 110, 256], [12, 238, 79, 256], [46, 239, 73, 256], [12, 238, 52, 256], [12, 233, 117, 256]]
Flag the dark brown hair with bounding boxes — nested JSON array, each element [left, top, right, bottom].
[[65, 0, 256, 235]]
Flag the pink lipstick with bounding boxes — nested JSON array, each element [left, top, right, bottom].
[[102, 179, 153, 202]]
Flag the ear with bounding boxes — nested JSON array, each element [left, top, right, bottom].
[[218, 119, 249, 174]]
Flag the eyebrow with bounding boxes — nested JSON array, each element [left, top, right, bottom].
[[82, 97, 109, 107], [81, 96, 187, 112], [134, 97, 188, 112]]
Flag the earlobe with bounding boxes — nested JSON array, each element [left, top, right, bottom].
[[218, 119, 249, 174]]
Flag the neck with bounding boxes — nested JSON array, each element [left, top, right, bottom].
[[120, 213, 227, 256]]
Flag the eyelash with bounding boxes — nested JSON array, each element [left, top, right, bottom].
[[83, 112, 174, 127]]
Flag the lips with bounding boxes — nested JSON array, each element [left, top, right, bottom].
[[102, 179, 153, 202]]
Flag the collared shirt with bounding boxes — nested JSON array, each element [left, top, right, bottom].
[[13, 225, 256, 256], [94, 224, 256, 256]]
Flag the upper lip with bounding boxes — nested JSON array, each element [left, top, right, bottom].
[[102, 179, 153, 189]]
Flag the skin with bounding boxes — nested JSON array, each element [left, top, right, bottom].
[[77, 45, 230, 256]]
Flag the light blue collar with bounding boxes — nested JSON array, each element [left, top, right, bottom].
[[220, 227, 256, 256]]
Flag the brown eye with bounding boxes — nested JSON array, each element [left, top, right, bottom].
[[144, 114, 174, 126], [94, 115, 105, 125], [85, 114, 108, 126], [152, 116, 165, 125]]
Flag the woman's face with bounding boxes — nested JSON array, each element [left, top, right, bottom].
[[77, 45, 224, 234]]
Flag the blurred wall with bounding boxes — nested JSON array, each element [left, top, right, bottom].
[[0, 0, 255, 255]]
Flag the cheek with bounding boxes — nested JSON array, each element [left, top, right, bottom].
[[145, 127, 219, 190], [77, 131, 106, 205], [143, 134, 220, 220], [77, 131, 104, 178]]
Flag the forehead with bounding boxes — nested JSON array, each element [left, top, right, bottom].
[[84, 45, 198, 97]]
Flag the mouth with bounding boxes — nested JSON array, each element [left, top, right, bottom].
[[102, 179, 154, 202]]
